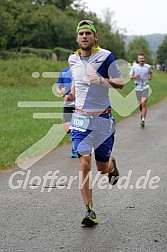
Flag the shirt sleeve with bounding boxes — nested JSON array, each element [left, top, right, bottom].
[[149, 65, 153, 73], [129, 66, 134, 76], [107, 53, 123, 78], [57, 72, 64, 88]]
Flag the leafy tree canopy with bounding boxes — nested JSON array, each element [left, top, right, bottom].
[[126, 36, 153, 64], [0, 0, 126, 59], [157, 35, 167, 65]]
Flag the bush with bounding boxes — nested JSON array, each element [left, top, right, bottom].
[[53, 47, 72, 61], [21, 47, 53, 59], [0, 48, 53, 60], [0, 47, 72, 60], [0, 50, 37, 60]]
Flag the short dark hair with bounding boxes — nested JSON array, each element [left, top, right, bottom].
[[138, 53, 145, 57]]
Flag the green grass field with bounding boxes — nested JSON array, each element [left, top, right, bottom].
[[0, 58, 167, 169]]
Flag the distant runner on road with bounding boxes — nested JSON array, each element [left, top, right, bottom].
[[129, 53, 153, 127]]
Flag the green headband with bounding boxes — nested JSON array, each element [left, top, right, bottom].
[[76, 23, 97, 34]]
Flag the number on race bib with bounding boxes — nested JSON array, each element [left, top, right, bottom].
[[73, 118, 84, 127], [71, 113, 90, 132]]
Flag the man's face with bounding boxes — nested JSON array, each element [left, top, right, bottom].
[[76, 29, 98, 51], [138, 55, 145, 65]]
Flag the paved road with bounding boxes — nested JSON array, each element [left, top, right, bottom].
[[1, 99, 167, 252]]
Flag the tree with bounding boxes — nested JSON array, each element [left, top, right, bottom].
[[5, 0, 76, 49], [0, 10, 14, 49], [97, 11, 125, 59], [13, 5, 64, 48], [0, 0, 126, 56], [126, 36, 152, 64], [32, 0, 74, 10], [0, 1, 15, 49], [156, 36, 167, 65]]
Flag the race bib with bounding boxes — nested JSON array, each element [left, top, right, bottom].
[[70, 113, 90, 132]]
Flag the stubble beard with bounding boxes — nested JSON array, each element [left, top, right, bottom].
[[79, 41, 95, 51], [139, 61, 144, 66]]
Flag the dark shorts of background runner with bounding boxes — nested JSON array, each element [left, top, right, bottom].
[[135, 88, 149, 101], [63, 106, 75, 123]]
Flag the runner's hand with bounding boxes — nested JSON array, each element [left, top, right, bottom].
[[88, 73, 101, 84], [133, 74, 140, 79], [61, 87, 66, 94], [64, 93, 74, 104]]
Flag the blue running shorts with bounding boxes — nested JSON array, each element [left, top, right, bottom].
[[71, 113, 116, 162]]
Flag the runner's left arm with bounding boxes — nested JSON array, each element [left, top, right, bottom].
[[148, 66, 153, 80], [64, 81, 75, 103]]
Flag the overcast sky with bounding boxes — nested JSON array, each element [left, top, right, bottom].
[[84, 0, 167, 35]]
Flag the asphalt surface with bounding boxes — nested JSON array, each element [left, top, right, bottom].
[[0, 99, 167, 252]]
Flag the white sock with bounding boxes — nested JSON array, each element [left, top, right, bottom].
[[141, 117, 145, 121]]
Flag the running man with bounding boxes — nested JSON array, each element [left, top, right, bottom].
[[56, 67, 77, 158], [129, 53, 153, 127], [64, 20, 124, 226]]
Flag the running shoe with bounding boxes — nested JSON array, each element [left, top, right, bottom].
[[108, 158, 119, 185], [70, 149, 78, 158], [81, 203, 98, 226], [140, 120, 145, 128]]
